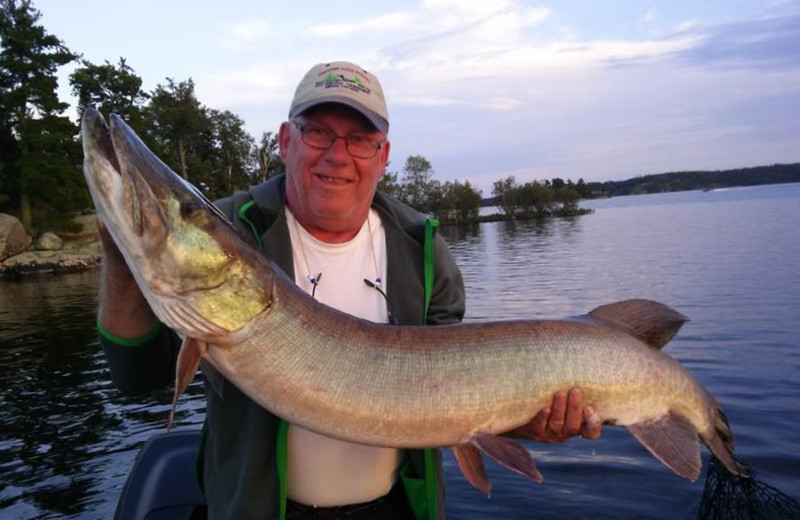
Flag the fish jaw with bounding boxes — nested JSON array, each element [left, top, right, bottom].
[[81, 109, 273, 338]]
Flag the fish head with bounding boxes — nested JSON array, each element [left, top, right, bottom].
[[82, 109, 272, 339]]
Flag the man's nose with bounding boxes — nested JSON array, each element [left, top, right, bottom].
[[324, 135, 350, 163]]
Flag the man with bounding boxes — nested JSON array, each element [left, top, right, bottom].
[[98, 61, 602, 519]]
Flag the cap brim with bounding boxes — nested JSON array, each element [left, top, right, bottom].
[[290, 96, 389, 134]]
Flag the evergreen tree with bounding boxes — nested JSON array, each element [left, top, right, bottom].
[[69, 57, 149, 135], [0, 0, 81, 228], [206, 109, 256, 198], [146, 78, 209, 181]]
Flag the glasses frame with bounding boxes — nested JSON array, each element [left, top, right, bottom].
[[292, 120, 385, 159]]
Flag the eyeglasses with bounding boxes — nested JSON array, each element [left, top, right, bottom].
[[293, 121, 384, 159]]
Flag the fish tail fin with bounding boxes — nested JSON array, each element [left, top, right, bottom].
[[702, 406, 750, 477], [168, 337, 204, 431]]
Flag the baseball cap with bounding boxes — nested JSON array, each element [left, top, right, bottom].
[[288, 61, 389, 134]]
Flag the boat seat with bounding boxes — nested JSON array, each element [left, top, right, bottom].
[[115, 429, 206, 520]]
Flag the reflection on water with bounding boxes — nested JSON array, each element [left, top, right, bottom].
[[1, 184, 799, 518], [0, 271, 205, 519]]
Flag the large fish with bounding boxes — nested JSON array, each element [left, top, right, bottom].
[[82, 108, 746, 494]]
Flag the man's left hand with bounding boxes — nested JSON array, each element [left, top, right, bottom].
[[505, 387, 602, 443]]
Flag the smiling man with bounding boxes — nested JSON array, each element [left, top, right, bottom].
[[97, 61, 601, 519]]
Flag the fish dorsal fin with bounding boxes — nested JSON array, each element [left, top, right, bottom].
[[587, 299, 688, 350], [627, 412, 701, 481], [453, 444, 492, 496], [471, 434, 543, 485]]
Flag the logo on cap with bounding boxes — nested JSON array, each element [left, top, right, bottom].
[[317, 72, 371, 97]]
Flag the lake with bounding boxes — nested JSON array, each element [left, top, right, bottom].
[[1, 183, 799, 518]]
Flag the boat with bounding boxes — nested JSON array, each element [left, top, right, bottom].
[[115, 430, 206, 520]]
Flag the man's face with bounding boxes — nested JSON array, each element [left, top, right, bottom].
[[279, 104, 390, 242]]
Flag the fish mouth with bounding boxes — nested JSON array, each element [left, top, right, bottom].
[[82, 109, 232, 239]]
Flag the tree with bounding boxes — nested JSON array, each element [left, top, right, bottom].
[[256, 131, 282, 183], [69, 57, 149, 134], [492, 175, 518, 218], [575, 178, 591, 198], [377, 170, 403, 200], [206, 109, 256, 198], [516, 181, 551, 215], [400, 154, 435, 211], [146, 78, 209, 181], [0, 0, 81, 228], [553, 187, 581, 213], [439, 179, 481, 223]]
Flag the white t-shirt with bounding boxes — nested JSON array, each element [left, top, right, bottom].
[[284, 208, 402, 507]]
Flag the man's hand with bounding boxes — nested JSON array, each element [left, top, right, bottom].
[[97, 219, 159, 337], [505, 387, 602, 443]]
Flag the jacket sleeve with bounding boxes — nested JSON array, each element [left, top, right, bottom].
[[100, 325, 182, 395], [426, 233, 466, 326]]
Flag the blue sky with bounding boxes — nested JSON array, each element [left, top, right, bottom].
[[36, 0, 800, 193]]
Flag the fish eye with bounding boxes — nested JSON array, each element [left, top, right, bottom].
[[180, 201, 202, 219]]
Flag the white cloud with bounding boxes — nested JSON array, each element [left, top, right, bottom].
[[219, 18, 271, 46], [673, 20, 698, 33], [312, 13, 412, 37], [641, 8, 658, 24]]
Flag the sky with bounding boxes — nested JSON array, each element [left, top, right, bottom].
[[33, 0, 800, 193]]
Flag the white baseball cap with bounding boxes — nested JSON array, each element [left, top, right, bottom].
[[288, 61, 389, 134]]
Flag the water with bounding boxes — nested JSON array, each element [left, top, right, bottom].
[[2, 183, 799, 518]]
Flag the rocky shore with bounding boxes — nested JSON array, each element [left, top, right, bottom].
[[0, 214, 102, 277]]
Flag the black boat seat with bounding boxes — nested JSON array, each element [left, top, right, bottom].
[[115, 430, 206, 520]]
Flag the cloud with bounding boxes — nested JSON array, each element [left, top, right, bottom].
[[671, 11, 800, 69], [312, 13, 412, 37], [219, 18, 271, 47], [195, 0, 800, 186]]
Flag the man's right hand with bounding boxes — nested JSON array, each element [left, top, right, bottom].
[[97, 219, 159, 338]]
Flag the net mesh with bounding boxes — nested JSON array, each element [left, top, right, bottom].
[[699, 455, 800, 520]]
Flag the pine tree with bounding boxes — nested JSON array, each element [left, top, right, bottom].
[[0, 0, 81, 229]]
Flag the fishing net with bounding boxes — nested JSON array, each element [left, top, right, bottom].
[[699, 455, 800, 519]]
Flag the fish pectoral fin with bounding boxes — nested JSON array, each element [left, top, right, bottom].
[[200, 359, 224, 398], [586, 299, 688, 350], [168, 337, 206, 431], [453, 444, 492, 496], [627, 412, 701, 481], [471, 434, 543, 485]]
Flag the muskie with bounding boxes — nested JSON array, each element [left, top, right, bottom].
[[82, 108, 746, 493]]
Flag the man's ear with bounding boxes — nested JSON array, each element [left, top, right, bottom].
[[278, 121, 291, 161], [380, 140, 391, 172]]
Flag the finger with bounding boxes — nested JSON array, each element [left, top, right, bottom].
[[548, 391, 568, 436], [528, 408, 550, 439], [580, 406, 602, 440], [563, 387, 584, 436]]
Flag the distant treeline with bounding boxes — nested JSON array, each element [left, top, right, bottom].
[[584, 163, 800, 197]]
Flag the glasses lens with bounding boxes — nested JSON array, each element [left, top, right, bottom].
[[301, 125, 334, 148], [347, 137, 379, 158], [297, 122, 381, 158]]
